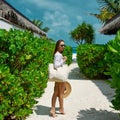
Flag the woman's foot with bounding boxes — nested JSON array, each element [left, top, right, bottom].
[[50, 108, 57, 117], [59, 108, 65, 115]]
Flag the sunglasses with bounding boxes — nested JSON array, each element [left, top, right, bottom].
[[60, 44, 65, 47]]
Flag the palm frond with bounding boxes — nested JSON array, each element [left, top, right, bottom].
[[97, 0, 120, 13]]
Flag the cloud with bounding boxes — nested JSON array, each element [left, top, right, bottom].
[[93, 23, 102, 34], [25, 8, 32, 15], [43, 11, 71, 38], [76, 15, 83, 22], [24, 0, 64, 11], [20, 0, 76, 42]]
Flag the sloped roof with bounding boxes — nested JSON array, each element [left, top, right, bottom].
[[0, 0, 46, 36], [99, 12, 120, 35]]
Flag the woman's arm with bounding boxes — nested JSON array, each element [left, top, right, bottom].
[[54, 54, 64, 68]]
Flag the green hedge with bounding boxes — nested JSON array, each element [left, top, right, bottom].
[[63, 46, 72, 65], [0, 29, 72, 120], [104, 31, 120, 113], [77, 44, 108, 79], [0, 29, 54, 119]]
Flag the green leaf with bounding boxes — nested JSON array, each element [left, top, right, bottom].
[[0, 29, 6, 37], [108, 45, 118, 53]]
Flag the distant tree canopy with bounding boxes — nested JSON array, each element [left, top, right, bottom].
[[69, 22, 95, 45], [32, 19, 50, 33], [90, 0, 120, 23]]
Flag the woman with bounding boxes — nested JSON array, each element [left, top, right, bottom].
[[50, 40, 67, 117]]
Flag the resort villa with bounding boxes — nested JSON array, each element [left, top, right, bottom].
[[0, 0, 46, 37]]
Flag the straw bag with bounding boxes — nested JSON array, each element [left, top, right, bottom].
[[48, 63, 68, 82]]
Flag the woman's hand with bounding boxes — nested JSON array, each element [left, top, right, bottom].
[[63, 56, 67, 62], [54, 67, 57, 70]]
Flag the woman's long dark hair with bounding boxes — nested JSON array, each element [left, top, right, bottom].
[[53, 39, 64, 55]]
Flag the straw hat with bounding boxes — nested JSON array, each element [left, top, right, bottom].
[[63, 81, 72, 98]]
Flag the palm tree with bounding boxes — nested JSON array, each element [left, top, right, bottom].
[[91, 0, 120, 23], [32, 19, 49, 32], [70, 28, 81, 45], [85, 24, 95, 44], [70, 22, 95, 45]]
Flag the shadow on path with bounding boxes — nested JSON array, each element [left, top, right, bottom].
[[68, 63, 87, 80], [91, 80, 115, 102], [34, 105, 60, 116], [68, 62, 115, 102], [34, 105, 50, 115], [77, 108, 119, 120]]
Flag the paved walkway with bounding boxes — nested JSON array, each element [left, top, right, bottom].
[[27, 61, 119, 120]]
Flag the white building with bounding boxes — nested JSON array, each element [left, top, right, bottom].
[[0, 0, 46, 37]]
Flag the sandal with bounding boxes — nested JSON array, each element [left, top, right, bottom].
[[59, 108, 65, 115], [50, 109, 57, 117]]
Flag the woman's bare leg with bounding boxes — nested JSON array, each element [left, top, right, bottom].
[[50, 82, 59, 117], [58, 82, 66, 114]]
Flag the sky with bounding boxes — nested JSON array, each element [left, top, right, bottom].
[[6, 0, 115, 47]]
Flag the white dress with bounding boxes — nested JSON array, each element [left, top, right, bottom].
[[53, 51, 64, 69]]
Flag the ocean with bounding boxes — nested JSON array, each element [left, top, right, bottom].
[[72, 47, 77, 54]]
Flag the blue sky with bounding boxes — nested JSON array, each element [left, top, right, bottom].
[[6, 0, 114, 47]]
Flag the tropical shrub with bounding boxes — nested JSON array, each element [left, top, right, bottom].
[[63, 46, 72, 65], [104, 30, 120, 114], [77, 44, 108, 79], [0, 29, 54, 120], [0, 28, 72, 120]]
